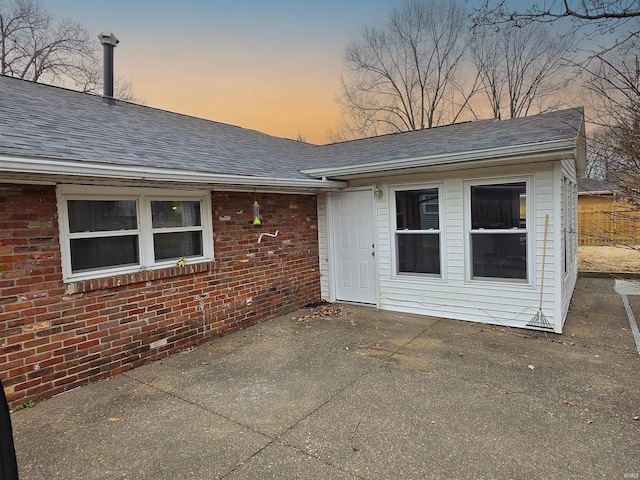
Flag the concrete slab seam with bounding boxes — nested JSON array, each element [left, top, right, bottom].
[[215, 366, 379, 480], [263, 441, 368, 480], [621, 294, 640, 355], [120, 372, 293, 479], [121, 372, 270, 439], [261, 322, 441, 478], [120, 319, 438, 480]]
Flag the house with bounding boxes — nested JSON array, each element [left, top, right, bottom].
[[0, 73, 585, 406], [578, 178, 639, 245]]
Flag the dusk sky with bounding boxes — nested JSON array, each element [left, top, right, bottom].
[[40, 0, 417, 144]]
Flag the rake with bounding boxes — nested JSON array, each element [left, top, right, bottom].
[[527, 214, 554, 332]]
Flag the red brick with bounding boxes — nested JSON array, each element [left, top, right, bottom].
[[2, 187, 320, 407], [77, 339, 100, 350], [35, 341, 63, 353], [23, 337, 48, 349]]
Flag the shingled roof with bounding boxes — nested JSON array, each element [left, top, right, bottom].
[[0, 75, 585, 185], [302, 108, 584, 172], [0, 75, 317, 180], [578, 178, 616, 194]]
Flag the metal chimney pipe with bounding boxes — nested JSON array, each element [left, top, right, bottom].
[[98, 32, 119, 105]]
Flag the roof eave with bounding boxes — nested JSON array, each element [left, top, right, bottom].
[[0, 154, 346, 191], [578, 190, 614, 196], [301, 139, 578, 180]]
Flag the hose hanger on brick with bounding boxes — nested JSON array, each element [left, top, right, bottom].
[[257, 231, 281, 243]]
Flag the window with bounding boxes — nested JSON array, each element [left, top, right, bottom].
[[394, 188, 441, 275], [151, 200, 203, 261], [562, 177, 577, 275], [58, 186, 213, 281], [67, 199, 140, 272], [469, 181, 528, 280]]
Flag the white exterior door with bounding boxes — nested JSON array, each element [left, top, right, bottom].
[[331, 190, 377, 304]]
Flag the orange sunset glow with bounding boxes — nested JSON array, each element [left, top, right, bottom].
[[37, 0, 405, 145]]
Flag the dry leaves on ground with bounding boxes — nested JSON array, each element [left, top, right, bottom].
[[292, 305, 347, 323]]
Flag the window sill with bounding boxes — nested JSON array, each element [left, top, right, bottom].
[[465, 277, 533, 289], [63, 260, 214, 295], [392, 273, 446, 283]]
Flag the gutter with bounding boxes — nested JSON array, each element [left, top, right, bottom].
[[578, 190, 613, 196], [0, 154, 346, 191], [301, 139, 577, 179]]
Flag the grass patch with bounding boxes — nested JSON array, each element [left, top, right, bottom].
[[9, 400, 36, 413], [578, 245, 640, 272]]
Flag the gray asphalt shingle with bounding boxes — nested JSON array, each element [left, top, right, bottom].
[[0, 75, 315, 180], [300, 108, 584, 171], [0, 75, 584, 180], [578, 178, 616, 193]]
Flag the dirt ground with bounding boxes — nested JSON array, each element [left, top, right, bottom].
[[578, 245, 640, 272]]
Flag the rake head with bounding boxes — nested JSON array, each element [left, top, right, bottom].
[[526, 309, 555, 332]]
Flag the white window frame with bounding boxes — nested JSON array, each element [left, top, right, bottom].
[[57, 185, 214, 282], [391, 183, 445, 279], [563, 178, 577, 276], [464, 176, 533, 285], [562, 175, 568, 275]]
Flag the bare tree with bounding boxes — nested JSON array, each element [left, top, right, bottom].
[[585, 47, 640, 204], [475, 0, 640, 22], [294, 130, 306, 143], [473, 0, 640, 54], [584, 126, 640, 249], [0, 0, 139, 101], [332, 0, 480, 141], [585, 130, 610, 179], [1, 0, 93, 81], [471, 23, 575, 119]]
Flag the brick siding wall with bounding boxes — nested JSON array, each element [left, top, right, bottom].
[[0, 184, 321, 407]]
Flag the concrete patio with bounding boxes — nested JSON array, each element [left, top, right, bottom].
[[9, 277, 640, 479]]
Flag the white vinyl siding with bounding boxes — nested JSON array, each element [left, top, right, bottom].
[[557, 158, 578, 330], [370, 163, 560, 331], [317, 193, 331, 301], [320, 156, 581, 333]]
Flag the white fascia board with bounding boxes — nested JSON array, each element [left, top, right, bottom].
[[578, 190, 613, 196], [0, 154, 346, 191], [301, 139, 577, 179]]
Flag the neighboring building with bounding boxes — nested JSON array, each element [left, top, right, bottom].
[[578, 178, 616, 197], [0, 74, 585, 406]]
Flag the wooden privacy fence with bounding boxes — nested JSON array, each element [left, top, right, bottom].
[[578, 196, 640, 246]]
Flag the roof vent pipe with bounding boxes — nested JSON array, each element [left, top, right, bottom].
[[98, 32, 119, 105]]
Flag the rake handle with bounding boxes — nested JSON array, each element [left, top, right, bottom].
[[539, 214, 549, 309]]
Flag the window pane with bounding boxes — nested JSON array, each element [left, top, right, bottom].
[[68, 200, 137, 233], [471, 182, 526, 229], [154, 231, 203, 261], [152, 201, 201, 228], [70, 235, 139, 272], [397, 233, 440, 274], [396, 189, 439, 230], [471, 233, 527, 279]]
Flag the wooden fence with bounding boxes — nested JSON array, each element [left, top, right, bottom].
[[578, 195, 640, 246]]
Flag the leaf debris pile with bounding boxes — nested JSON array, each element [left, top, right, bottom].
[[292, 305, 348, 323]]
